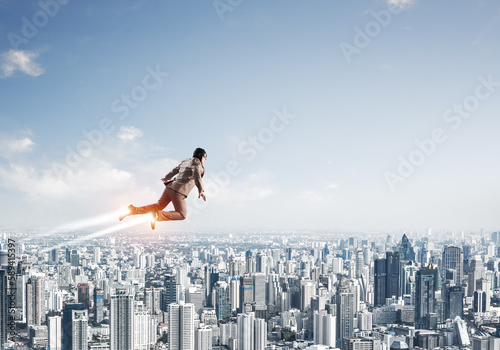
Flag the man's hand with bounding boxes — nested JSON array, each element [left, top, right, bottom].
[[199, 191, 206, 201], [161, 178, 167, 183]]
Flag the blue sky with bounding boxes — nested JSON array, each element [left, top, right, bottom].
[[0, 0, 499, 233]]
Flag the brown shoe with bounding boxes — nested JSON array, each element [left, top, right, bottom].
[[119, 205, 135, 221]]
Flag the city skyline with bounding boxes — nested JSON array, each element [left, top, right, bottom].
[[2, 228, 500, 349], [0, 1, 499, 232]]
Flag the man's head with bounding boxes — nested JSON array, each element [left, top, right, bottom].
[[193, 147, 207, 163]]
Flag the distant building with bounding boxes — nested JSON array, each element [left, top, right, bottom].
[[442, 246, 463, 285], [195, 325, 212, 350], [399, 234, 415, 262], [443, 284, 463, 319], [77, 283, 90, 309], [214, 281, 232, 321], [29, 325, 48, 348], [26, 276, 44, 326], [239, 275, 254, 312], [94, 288, 104, 323], [415, 264, 440, 329], [471, 333, 490, 350], [237, 312, 267, 350], [186, 286, 204, 316], [468, 257, 485, 297], [169, 302, 195, 350], [415, 330, 441, 349], [48, 316, 62, 350], [71, 310, 88, 350], [205, 266, 219, 307], [374, 259, 386, 307], [313, 310, 336, 347], [386, 251, 400, 300], [338, 292, 355, 342], [62, 303, 85, 350], [342, 337, 381, 350], [473, 278, 491, 313], [110, 286, 134, 350], [162, 274, 181, 311]]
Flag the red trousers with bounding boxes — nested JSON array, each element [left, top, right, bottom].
[[132, 186, 187, 221]]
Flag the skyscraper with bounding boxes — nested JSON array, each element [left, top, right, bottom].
[[110, 286, 134, 350], [300, 280, 315, 312], [386, 251, 400, 300], [237, 312, 266, 350], [48, 315, 62, 350], [254, 317, 267, 350], [442, 246, 463, 285], [77, 283, 90, 309], [286, 248, 292, 261], [214, 281, 231, 321], [253, 273, 266, 307], [374, 258, 386, 307], [401, 261, 417, 298], [162, 274, 180, 311], [230, 277, 240, 312], [415, 264, 440, 329], [93, 288, 104, 323], [71, 310, 88, 350], [26, 276, 44, 326], [256, 252, 265, 273], [240, 275, 254, 312], [186, 286, 204, 316], [62, 303, 85, 350], [168, 302, 195, 350], [399, 234, 416, 261], [473, 278, 491, 313], [314, 310, 336, 347], [144, 287, 161, 315], [338, 291, 355, 343], [195, 325, 212, 350], [134, 308, 156, 350], [355, 249, 364, 278], [51, 248, 58, 262], [444, 284, 463, 319], [468, 257, 485, 297], [205, 266, 219, 307], [237, 312, 255, 350], [94, 247, 101, 264]]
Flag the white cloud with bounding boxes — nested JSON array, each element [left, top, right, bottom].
[[387, 0, 414, 9], [1, 50, 45, 78], [326, 182, 339, 190], [0, 158, 132, 199], [1, 137, 35, 152], [0, 135, 36, 159], [118, 126, 143, 142]]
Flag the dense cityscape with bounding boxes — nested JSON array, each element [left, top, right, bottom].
[[1, 228, 499, 350]]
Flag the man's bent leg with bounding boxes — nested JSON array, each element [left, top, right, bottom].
[[157, 188, 187, 221], [132, 187, 172, 215]]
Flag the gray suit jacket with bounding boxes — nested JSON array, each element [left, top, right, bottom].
[[164, 157, 205, 197]]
